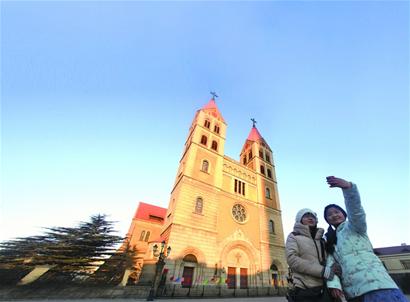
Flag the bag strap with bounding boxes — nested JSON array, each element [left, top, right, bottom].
[[319, 239, 328, 289], [320, 239, 326, 264]]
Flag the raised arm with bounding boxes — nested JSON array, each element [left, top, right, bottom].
[[326, 176, 351, 190], [326, 176, 366, 234]]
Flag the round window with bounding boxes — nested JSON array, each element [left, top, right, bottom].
[[232, 204, 247, 223]]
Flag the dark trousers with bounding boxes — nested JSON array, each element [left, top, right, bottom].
[[348, 297, 363, 302], [294, 296, 334, 302], [291, 288, 334, 302]]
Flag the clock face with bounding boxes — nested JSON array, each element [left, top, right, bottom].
[[232, 204, 247, 223]]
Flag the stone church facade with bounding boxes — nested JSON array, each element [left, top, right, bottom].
[[125, 97, 287, 290]]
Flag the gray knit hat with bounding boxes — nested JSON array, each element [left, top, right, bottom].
[[295, 208, 318, 223]]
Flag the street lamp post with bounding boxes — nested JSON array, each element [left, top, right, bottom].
[[146, 241, 171, 301]]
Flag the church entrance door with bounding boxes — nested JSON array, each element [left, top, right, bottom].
[[227, 267, 236, 289], [181, 267, 194, 288], [240, 268, 248, 288], [271, 263, 279, 288]]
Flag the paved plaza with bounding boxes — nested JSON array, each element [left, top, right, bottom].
[[153, 298, 287, 302], [0, 297, 288, 302], [1, 295, 410, 302]]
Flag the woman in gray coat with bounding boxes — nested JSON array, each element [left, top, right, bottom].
[[286, 208, 339, 302]]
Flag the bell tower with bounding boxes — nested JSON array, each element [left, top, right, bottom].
[[239, 120, 280, 209], [239, 120, 285, 285], [161, 95, 227, 282], [172, 94, 226, 189]]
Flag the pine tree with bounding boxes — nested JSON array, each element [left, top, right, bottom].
[[89, 237, 139, 285], [0, 214, 123, 283]]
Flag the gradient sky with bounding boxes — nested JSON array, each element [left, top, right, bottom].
[[1, 1, 409, 248]]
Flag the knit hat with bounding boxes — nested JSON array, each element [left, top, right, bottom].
[[323, 204, 347, 223], [295, 208, 318, 223]]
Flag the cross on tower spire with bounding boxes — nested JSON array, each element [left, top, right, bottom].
[[251, 118, 257, 128], [210, 91, 218, 100]]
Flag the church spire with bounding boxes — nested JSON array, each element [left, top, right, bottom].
[[201, 92, 225, 123], [240, 119, 272, 163], [246, 122, 264, 143]]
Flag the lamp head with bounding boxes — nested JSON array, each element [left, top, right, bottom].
[[153, 244, 158, 254]]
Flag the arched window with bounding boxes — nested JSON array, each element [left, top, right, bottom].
[[139, 230, 146, 241], [201, 160, 209, 172], [267, 169, 272, 178], [195, 197, 203, 214], [259, 149, 264, 158], [265, 153, 271, 163], [265, 187, 271, 199], [248, 150, 253, 159], [243, 155, 247, 164], [211, 140, 218, 151], [145, 231, 150, 242], [269, 220, 275, 233], [204, 120, 210, 129], [260, 165, 265, 175], [200, 135, 207, 146], [214, 125, 220, 134]]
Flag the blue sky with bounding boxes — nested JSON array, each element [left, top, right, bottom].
[[1, 1, 409, 248]]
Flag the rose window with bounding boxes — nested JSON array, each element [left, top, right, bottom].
[[232, 204, 247, 223]]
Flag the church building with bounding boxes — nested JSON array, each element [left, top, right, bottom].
[[125, 96, 287, 291]]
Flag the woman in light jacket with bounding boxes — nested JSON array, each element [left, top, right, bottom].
[[286, 208, 337, 302], [324, 176, 407, 302]]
